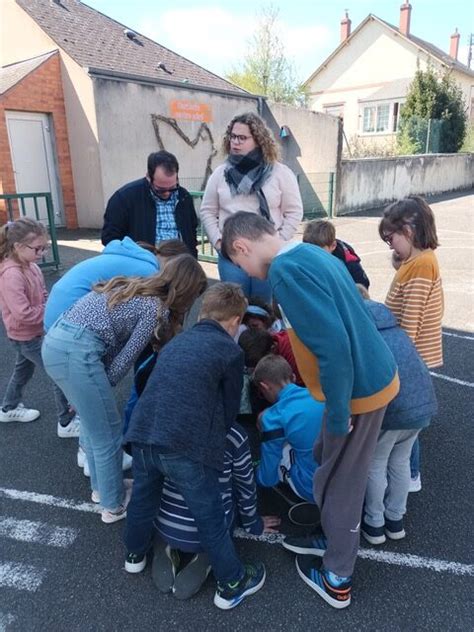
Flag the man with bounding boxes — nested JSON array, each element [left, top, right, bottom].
[[101, 151, 198, 257]]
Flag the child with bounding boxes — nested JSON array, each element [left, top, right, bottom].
[[380, 196, 443, 490], [252, 355, 324, 502], [42, 255, 206, 524], [124, 283, 267, 610], [303, 219, 370, 289], [0, 219, 71, 428], [221, 211, 399, 609], [358, 294, 437, 544]]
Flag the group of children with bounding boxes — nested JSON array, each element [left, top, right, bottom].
[[0, 194, 442, 610]]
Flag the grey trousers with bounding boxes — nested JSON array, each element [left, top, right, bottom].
[[2, 336, 71, 425], [313, 405, 387, 577]]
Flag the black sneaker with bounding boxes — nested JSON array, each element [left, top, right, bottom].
[[173, 553, 212, 600], [152, 540, 180, 593], [296, 555, 352, 609], [385, 518, 406, 540], [288, 502, 321, 527], [213, 562, 266, 610], [124, 552, 147, 574], [282, 533, 327, 556], [361, 521, 386, 545]]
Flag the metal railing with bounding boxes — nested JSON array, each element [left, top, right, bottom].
[[190, 170, 335, 264], [0, 192, 60, 269]]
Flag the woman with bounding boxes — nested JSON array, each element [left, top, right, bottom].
[[200, 112, 303, 301], [42, 254, 207, 524]]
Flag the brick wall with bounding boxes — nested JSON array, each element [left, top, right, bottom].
[[0, 52, 78, 228]]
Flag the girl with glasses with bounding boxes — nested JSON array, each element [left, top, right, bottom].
[[200, 112, 303, 302]]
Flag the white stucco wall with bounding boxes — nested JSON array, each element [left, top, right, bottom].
[[1, 0, 104, 228], [306, 18, 474, 139], [336, 153, 474, 213]]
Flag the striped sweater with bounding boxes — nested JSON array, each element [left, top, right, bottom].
[[155, 423, 263, 552], [385, 249, 443, 368]]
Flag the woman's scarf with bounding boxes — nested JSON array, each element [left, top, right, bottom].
[[224, 148, 274, 222]]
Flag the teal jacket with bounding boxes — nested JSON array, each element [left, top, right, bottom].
[[269, 243, 399, 434]]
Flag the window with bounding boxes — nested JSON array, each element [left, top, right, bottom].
[[361, 101, 403, 134]]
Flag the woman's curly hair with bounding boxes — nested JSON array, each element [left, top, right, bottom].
[[222, 112, 280, 163]]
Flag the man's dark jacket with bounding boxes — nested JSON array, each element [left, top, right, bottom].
[[101, 178, 198, 257], [124, 320, 244, 470]]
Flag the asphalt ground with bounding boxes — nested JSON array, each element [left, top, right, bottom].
[[0, 191, 473, 631]]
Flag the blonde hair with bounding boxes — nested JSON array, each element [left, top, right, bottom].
[[0, 218, 47, 262], [303, 219, 336, 248], [199, 282, 247, 322], [94, 254, 207, 345], [222, 112, 280, 163]]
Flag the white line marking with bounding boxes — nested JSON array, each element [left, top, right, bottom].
[[233, 529, 474, 577], [0, 488, 99, 514], [430, 372, 474, 388], [0, 562, 45, 592], [443, 331, 474, 340], [0, 612, 16, 632], [0, 517, 78, 548]]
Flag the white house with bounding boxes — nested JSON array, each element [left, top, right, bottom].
[[304, 2, 474, 148]]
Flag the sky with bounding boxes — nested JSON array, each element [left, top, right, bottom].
[[85, 0, 474, 82]]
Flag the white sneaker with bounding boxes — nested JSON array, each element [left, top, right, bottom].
[[409, 473, 422, 493], [83, 458, 90, 477], [122, 452, 133, 471], [78, 449, 131, 478], [101, 505, 127, 524], [0, 406, 40, 423], [77, 446, 86, 468], [57, 415, 80, 438], [91, 490, 101, 504]]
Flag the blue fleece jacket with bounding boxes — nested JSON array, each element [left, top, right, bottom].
[[364, 300, 437, 430], [44, 237, 158, 330], [269, 243, 399, 435], [256, 383, 324, 502]]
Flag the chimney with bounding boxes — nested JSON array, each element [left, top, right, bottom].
[[340, 10, 352, 43], [450, 28, 460, 60], [399, 1, 412, 37]]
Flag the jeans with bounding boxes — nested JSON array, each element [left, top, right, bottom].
[[410, 436, 420, 478], [218, 254, 272, 302], [2, 335, 71, 425], [125, 443, 244, 585], [364, 428, 420, 527], [41, 319, 124, 510]]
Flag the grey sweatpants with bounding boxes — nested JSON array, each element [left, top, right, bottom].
[[313, 406, 387, 577]]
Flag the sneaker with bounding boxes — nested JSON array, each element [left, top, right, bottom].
[[101, 505, 127, 524], [295, 556, 351, 609], [57, 415, 80, 438], [361, 521, 386, 545], [152, 541, 180, 593], [409, 473, 422, 493], [78, 449, 131, 477], [125, 552, 147, 574], [173, 553, 212, 600], [288, 502, 321, 527], [91, 490, 100, 504], [282, 533, 327, 556], [122, 452, 133, 471], [214, 563, 266, 610], [0, 405, 40, 423], [83, 458, 90, 478], [385, 518, 406, 540]]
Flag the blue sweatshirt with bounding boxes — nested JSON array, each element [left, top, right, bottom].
[[364, 300, 437, 430], [269, 243, 399, 435], [44, 237, 158, 330], [256, 383, 324, 502]]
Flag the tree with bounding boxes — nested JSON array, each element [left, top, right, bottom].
[[225, 5, 307, 107], [397, 66, 467, 154]]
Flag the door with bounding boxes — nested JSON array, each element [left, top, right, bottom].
[[5, 111, 64, 225]]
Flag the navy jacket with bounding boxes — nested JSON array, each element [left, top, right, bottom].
[[124, 320, 244, 470], [101, 178, 198, 257], [365, 300, 437, 430]]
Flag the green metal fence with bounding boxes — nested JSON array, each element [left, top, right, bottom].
[[0, 192, 60, 269], [191, 171, 335, 264]]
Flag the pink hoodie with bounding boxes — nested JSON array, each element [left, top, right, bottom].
[[0, 258, 47, 340]]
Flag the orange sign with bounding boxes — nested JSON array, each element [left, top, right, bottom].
[[170, 100, 212, 123]]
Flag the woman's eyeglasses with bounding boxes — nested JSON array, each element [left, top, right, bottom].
[[383, 232, 395, 245], [229, 133, 252, 144], [24, 244, 48, 254]]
